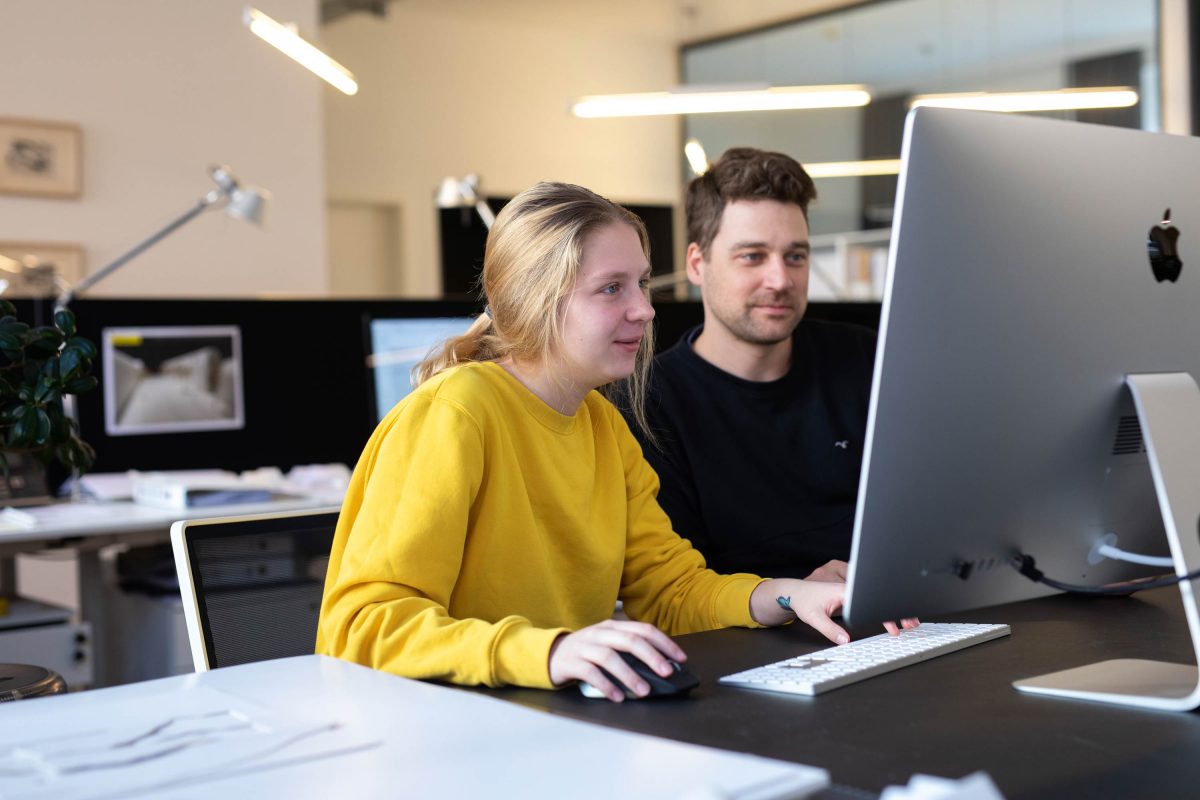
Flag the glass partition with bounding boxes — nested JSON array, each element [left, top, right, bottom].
[[682, 0, 1159, 300]]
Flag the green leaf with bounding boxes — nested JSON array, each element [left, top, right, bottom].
[[64, 376, 97, 395], [34, 408, 50, 444], [33, 379, 55, 403], [65, 337, 98, 361], [58, 349, 81, 380], [0, 304, 96, 476], [24, 337, 59, 360], [0, 318, 29, 339], [9, 406, 37, 447], [54, 308, 76, 337], [33, 326, 64, 346]]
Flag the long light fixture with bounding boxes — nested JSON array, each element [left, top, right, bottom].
[[244, 7, 358, 96], [910, 86, 1138, 113], [684, 139, 709, 176], [806, 158, 902, 178], [572, 84, 871, 118]]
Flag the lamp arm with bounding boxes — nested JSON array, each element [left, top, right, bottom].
[[474, 199, 496, 230], [56, 195, 216, 311]]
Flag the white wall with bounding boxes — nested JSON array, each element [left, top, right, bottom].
[[322, 0, 683, 297], [0, 0, 327, 297]]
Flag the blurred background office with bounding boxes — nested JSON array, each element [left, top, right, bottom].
[[0, 0, 1194, 685], [1, 0, 1192, 303]]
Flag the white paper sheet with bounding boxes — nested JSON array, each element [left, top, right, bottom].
[[0, 685, 378, 800]]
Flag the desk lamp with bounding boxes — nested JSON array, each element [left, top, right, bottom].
[[55, 165, 270, 311], [436, 174, 495, 230]]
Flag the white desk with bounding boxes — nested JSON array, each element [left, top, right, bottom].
[[0, 496, 340, 687], [0, 655, 828, 800]]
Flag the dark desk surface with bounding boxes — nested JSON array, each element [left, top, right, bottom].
[[489, 588, 1200, 799]]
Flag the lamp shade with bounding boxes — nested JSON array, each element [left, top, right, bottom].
[[436, 174, 495, 229], [226, 184, 270, 225]]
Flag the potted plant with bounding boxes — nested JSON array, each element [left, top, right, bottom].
[[0, 299, 97, 483]]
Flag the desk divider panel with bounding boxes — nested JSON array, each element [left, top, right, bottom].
[[8, 297, 877, 482]]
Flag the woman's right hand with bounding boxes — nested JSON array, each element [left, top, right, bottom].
[[547, 619, 686, 703]]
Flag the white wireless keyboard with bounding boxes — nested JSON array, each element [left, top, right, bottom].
[[719, 622, 1010, 696]]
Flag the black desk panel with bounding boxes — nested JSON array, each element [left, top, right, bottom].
[[489, 589, 1200, 799]]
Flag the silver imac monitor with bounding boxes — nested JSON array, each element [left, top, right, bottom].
[[844, 107, 1200, 710]]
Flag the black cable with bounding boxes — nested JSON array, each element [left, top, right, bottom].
[[1012, 553, 1200, 595]]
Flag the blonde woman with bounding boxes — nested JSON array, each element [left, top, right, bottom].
[[317, 182, 911, 702]]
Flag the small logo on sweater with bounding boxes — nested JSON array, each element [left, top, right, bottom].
[[834, 440, 849, 450]]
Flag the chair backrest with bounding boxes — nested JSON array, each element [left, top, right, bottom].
[[171, 507, 340, 672]]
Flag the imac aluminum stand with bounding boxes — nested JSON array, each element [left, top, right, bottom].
[[1014, 372, 1200, 711]]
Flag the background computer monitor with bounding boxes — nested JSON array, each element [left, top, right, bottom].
[[845, 107, 1200, 626], [366, 316, 476, 421], [65, 298, 480, 475]]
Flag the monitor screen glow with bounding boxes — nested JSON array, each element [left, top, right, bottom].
[[367, 317, 476, 420]]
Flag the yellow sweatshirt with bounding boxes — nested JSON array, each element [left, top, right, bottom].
[[316, 361, 763, 689]]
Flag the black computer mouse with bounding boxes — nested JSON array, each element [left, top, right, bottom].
[[579, 651, 700, 699]]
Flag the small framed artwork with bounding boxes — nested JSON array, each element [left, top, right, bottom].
[[101, 326, 246, 437], [0, 117, 83, 199], [0, 241, 85, 297]]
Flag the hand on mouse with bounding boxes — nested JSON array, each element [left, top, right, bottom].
[[749, 578, 919, 644], [547, 619, 686, 703]]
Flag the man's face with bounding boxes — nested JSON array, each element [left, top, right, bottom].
[[687, 199, 810, 346]]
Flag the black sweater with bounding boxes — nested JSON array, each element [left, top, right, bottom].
[[625, 321, 876, 578]]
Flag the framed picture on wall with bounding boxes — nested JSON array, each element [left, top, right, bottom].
[[0, 241, 85, 297], [0, 117, 83, 199], [102, 325, 246, 437]]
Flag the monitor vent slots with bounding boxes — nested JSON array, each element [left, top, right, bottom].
[[1112, 415, 1146, 456]]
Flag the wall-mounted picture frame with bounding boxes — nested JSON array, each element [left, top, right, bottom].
[[0, 117, 83, 199], [0, 241, 85, 297], [102, 326, 246, 437]]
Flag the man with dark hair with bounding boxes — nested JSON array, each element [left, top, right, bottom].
[[626, 147, 875, 580]]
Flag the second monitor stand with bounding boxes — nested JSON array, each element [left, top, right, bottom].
[[1013, 372, 1200, 711]]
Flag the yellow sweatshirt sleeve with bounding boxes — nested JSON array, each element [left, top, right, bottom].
[[317, 394, 567, 689], [611, 409, 766, 634]]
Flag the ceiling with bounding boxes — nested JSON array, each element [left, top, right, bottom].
[[319, 0, 860, 43]]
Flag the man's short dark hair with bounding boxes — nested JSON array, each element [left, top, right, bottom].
[[685, 147, 817, 258]]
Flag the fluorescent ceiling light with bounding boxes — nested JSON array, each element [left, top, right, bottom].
[[684, 139, 709, 176], [910, 87, 1137, 113], [572, 84, 871, 118], [244, 7, 358, 96], [805, 159, 902, 178]]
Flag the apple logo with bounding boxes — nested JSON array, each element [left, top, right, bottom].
[[1147, 209, 1182, 282]]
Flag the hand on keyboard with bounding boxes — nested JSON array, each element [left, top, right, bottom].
[[750, 577, 919, 645]]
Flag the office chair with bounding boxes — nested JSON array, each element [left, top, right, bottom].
[[171, 507, 340, 672]]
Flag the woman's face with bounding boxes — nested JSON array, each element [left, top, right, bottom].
[[556, 222, 655, 391]]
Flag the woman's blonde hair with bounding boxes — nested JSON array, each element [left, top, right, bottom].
[[414, 181, 656, 436]]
